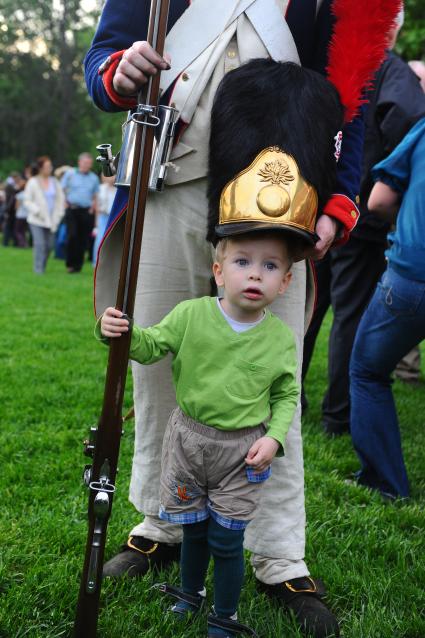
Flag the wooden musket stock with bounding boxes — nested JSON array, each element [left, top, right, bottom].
[[73, 1, 171, 635]]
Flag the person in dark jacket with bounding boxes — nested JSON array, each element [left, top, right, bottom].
[[2, 173, 20, 247], [302, 19, 425, 435]]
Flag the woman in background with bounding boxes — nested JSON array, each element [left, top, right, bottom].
[[25, 156, 65, 274]]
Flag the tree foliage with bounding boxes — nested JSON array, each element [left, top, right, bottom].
[[396, 0, 425, 60], [0, 0, 123, 178]]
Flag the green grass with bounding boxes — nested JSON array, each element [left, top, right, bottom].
[[0, 246, 424, 638]]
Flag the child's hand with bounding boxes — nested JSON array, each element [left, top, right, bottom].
[[245, 436, 279, 472], [101, 307, 129, 338]]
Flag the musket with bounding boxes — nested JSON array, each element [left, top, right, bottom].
[[74, 1, 175, 635]]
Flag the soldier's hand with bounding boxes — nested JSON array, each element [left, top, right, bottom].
[[296, 214, 340, 262], [113, 41, 171, 96]]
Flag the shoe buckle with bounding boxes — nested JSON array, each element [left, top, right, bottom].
[[127, 536, 159, 555], [284, 576, 317, 594]]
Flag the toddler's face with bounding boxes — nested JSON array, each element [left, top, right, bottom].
[[213, 235, 292, 319]]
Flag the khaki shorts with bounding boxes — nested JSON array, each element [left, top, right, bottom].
[[159, 408, 271, 530]]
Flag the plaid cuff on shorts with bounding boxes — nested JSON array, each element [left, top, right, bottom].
[[159, 505, 209, 525], [245, 465, 272, 483], [208, 505, 248, 531]]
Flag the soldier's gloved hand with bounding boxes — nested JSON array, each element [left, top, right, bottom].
[[113, 41, 171, 96]]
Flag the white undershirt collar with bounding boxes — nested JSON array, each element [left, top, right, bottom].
[[216, 297, 265, 333]]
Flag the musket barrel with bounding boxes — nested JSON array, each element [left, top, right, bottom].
[[73, 0, 171, 635]]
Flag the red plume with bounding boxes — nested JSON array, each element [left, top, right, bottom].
[[327, 0, 402, 122]]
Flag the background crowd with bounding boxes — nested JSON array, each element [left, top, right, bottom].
[[0, 152, 116, 274]]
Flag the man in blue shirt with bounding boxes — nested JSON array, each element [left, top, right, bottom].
[[61, 153, 99, 273]]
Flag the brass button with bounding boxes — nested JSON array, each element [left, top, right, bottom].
[[350, 210, 357, 218], [181, 72, 189, 81], [355, 195, 360, 204], [227, 50, 236, 59]]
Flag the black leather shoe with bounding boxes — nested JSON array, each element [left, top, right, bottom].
[[258, 577, 340, 638], [102, 535, 181, 578]]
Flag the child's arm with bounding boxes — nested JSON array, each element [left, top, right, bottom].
[[245, 336, 299, 471], [96, 304, 185, 365], [267, 362, 300, 448], [367, 181, 401, 224]]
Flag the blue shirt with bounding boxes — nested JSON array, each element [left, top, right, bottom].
[[372, 117, 425, 282], [44, 178, 56, 218], [61, 169, 99, 208]]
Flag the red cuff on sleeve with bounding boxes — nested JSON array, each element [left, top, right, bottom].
[[323, 194, 359, 246], [98, 50, 138, 109]]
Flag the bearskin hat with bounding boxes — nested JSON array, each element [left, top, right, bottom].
[[207, 59, 344, 245]]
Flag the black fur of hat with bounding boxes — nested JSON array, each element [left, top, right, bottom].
[[207, 59, 344, 245]]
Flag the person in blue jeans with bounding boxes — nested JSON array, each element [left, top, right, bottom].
[[349, 117, 425, 500]]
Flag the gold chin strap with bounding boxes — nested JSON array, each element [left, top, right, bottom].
[[284, 576, 317, 594], [127, 536, 159, 555]]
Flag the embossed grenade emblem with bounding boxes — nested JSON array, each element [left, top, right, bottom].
[[256, 159, 294, 217]]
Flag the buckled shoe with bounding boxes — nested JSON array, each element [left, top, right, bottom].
[[258, 576, 340, 638], [102, 535, 181, 578]]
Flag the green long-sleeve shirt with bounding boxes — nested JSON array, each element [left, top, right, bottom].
[[97, 296, 299, 448]]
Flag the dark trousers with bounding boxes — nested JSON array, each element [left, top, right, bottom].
[[2, 215, 17, 246], [15, 219, 28, 247], [302, 237, 387, 431], [65, 207, 91, 271]]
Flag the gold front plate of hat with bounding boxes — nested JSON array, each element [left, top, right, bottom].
[[219, 147, 318, 233]]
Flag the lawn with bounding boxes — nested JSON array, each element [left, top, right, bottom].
[[0, 246, 424, 638]]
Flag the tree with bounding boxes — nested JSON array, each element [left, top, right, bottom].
[[0, 0, 123, 177], [396, 0, 425, 60]]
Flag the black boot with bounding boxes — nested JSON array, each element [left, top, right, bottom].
[[258, 577, 340, 638], [102, 535, 181, 578]]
